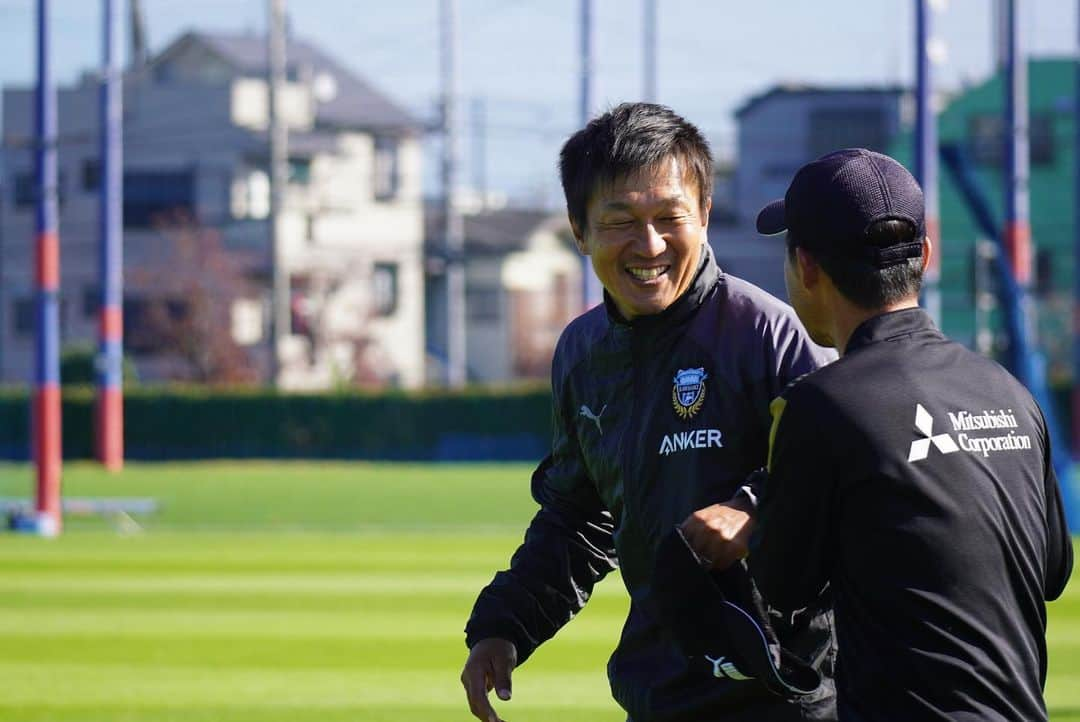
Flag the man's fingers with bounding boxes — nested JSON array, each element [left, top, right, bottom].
[[492, 655, 513, 701], [461, 665, 497, 722], [679, 503, 754, 571], [461, 638, 516, 722]]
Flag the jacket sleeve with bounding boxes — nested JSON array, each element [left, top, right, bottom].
[[1041, 412, 1074, 601], [762, 308, 837, 403], [748, 388, 835, 614], [742, 310, 836, 503], [464, 370, 618, 664]]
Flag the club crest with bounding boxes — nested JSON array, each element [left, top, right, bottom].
[[672, 367, 707, 419]]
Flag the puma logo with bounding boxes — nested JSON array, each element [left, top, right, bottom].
[[705, 654, 752, 681], [579, 404, 607, 435]]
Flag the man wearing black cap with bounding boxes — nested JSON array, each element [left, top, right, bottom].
[[743, 148, 1073, 721]]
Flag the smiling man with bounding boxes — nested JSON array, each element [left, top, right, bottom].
[[460, 103, 837, 722]]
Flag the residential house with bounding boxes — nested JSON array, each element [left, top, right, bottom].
[[0, 30, 426, 388], [710, 84, 907, 297], [425, 207, 582, 383]]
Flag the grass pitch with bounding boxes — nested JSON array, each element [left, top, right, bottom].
[[0, 461, 1077, 721]]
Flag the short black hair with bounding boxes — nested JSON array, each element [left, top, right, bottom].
[[559, 102, 713, 233], [787, 219, 924, 309]]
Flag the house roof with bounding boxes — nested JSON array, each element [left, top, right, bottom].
[[425, 207, 572, 256], [735, 83, 906, 119], [151, 30, 422, 133]]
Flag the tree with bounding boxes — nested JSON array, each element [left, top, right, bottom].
[[128, 215, 261, 385]]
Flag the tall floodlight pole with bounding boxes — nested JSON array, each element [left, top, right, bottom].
[[580, 0, 602, 309], [643, 0, 657, 102], [96, 0, 123, 471], [1073, 0, 1080, 453], [33, 0, 61, 536], [441, 0, 466, 387], [267, 0, 288, 386], [915, 0, 940, 326], [1003, 0, 1031, 288]]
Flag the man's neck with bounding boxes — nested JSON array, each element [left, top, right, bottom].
[[832, 298, 920, 356]]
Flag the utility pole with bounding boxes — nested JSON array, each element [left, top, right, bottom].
[[1003, 0, 1031, 288], [441, 0, 466, 387], [915, 0, 940, 326], [33, 0, 61, 536], [471, 96, 487, 210], [267, 0, 289, 386], [129, 0, 149, 70], [992, 0, 1009, 72], [643, 0, 657, 102], [580, 0, 601, 309], [96, 0, 123, 471]]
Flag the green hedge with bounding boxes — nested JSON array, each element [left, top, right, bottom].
[[0, 385, 554, 461]]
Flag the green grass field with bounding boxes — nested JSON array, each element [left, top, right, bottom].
[[0, 461, 1077, 721]]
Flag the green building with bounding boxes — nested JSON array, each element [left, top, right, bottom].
[[891, 58, 1076, 386]]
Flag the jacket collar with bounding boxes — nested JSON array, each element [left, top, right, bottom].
[[603, 243, 721, 331], [844, 307, 940, 355]]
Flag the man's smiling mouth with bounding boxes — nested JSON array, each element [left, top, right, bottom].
[[627, 265, 669, 281]]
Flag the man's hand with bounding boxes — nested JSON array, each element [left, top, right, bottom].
[[461, 637, 517, 722], [679, 494, 755, 572]]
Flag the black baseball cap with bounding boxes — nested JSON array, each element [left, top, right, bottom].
[[756, 148, 925, 268], [648, 528, 822, 700]]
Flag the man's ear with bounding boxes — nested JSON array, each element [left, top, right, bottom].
[[921, 236, 933, 274], [794, 247, 820, 290], [569, 216, 589, 255], [700, 196, 712, 228]]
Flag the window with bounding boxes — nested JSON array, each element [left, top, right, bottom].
[[233, 168, 270, 220], [288, 157, 312, 185], [1035, 248, 1054, 298], [808, 107, 888, 158], [123, 170, 195, 228], [82, 285, 99, 318], [12, 171, 66, 209], [13, 295, 68, 337], [372, 263, 398, 316], [13, 297, 33, 336], [373, 136, 399, 201], [968, 113, 1055, 166], [82, 159, 101, 192], [467, 284, 500, 322], [231, 298, 264, 346], [13, 173, 34, 208]]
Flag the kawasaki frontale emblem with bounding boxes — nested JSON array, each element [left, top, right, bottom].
[[672, 367, 707, 419]]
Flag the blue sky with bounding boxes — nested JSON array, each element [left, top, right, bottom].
[[0, 0, 1076, 204]]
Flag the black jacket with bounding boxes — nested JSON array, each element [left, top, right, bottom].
[[751, 308, 1074, 722], [466, 248, 838, 721]]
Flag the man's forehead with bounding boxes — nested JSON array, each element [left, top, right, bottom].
[[591, 157, 698, 206]]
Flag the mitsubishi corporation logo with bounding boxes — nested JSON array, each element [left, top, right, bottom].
[[908, 403, 960, 462], [908, 404, 1033, 462]]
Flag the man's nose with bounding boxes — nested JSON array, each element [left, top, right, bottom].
[[634, 221, 666, 256]]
